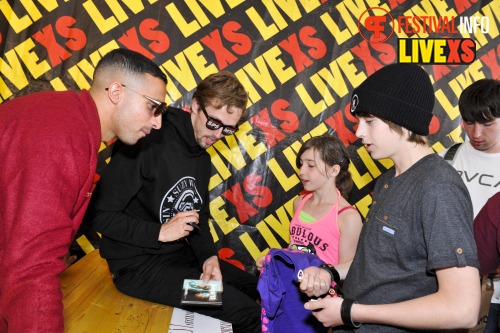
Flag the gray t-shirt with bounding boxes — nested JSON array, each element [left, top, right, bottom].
[[338, 154, 479, 332]]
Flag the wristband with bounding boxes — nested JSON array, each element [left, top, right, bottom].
[[340, 299, 361, 328], [319, 264, 340, 284]]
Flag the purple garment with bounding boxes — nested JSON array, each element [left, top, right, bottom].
[[257, 248, 327, 333]]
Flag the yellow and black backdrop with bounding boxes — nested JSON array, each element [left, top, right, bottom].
[[1, 0, 499, 272]]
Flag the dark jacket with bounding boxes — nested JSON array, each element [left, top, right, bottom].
[[86, 107, 216, 273], [474, 192, 500, 276]]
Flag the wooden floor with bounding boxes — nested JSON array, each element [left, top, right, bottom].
[[60, 249, 173, 332]]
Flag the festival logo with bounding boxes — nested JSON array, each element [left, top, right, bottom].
[[357, 7, 488, 64], [358, 7, 394, 43]]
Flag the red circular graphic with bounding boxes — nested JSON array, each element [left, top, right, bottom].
[[358, 7, 394, 43]]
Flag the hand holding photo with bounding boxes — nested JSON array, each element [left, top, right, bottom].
[[181, 279, 222, 307]]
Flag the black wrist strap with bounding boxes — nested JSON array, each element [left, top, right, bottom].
[[340, 299, 361, 328], [319, 264, 340, 284]]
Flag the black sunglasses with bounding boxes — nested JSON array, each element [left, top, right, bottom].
[[199, 105, 238, 136], [105, 84, 167, 117]]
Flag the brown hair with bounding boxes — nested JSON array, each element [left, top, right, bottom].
[[296, 135, 354, 199], [192, 71, 248, 116], [356, 111, 428, 145]]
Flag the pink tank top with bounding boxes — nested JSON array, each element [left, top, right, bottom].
[[289, 190, 352, 265]]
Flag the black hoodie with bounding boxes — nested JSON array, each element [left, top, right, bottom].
[[86, 107, 216, 273]]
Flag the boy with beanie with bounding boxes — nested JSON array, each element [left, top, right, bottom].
[[299, 64, 481, 331]]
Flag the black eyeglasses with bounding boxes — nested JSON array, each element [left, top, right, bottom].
[[106, 84, 167, 117], [199, 105, 238, 136]]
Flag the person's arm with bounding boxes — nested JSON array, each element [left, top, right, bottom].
[[299, 203, 360, 296], [337, 207, 362, 264], [1, 116, 96, 332], [473, 194, 500, 276], [305, 266, 480, 329], [88, 144, 200, 249], [85, 142, 165, 248], [299, 261, 352, 297]]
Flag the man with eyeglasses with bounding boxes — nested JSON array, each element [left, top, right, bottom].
[[85, 71, 261, 333], [0, 48, 167, 333]]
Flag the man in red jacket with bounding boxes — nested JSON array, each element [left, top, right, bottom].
[[0, 48, 167, 333]]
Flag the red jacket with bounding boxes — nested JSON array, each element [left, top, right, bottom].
[[0, 90, 101, 332]]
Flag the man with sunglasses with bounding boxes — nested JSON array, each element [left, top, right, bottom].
[[85, 71, 261, 333], [0, 48, 167, 333]]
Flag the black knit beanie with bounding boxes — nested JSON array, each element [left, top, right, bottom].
[[350, 64, 435, 135]]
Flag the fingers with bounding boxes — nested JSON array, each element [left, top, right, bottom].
[[68, 255, 77, 265], [255, 256, 264, 271], [304, 298, 323, 311], [200, 272, 210, 283], [174, 211, 200, 231], [200, 267, 216, 283], [211, 266, 222, 282], [304, 298, 331, 327], [159, 210, 200, 242], [306, 297, 343, 328], [175, 222, 191, 239], [200, 257, 222, 283], [200, 270, 222, 282], [63, 253, 77, 268], [299, 273, 330, 297], [173, 210, 199, 222]]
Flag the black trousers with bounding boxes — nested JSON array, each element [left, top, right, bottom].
[[111, 247, 261, 333]]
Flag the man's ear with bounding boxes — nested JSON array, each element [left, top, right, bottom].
[[106, 82, 122, 105], [191, 98, 200, 113], [191, 98, 201, 115]]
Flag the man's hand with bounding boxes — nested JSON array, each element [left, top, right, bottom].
[[299, 266, 332, 297], [201, 256, 222, 284], [304, 296, 344, 327], [63, 252, 77, 269], [158, 210, 199, 242]]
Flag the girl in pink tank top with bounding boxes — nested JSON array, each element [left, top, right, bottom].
[[257, 135, 362, 269]]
